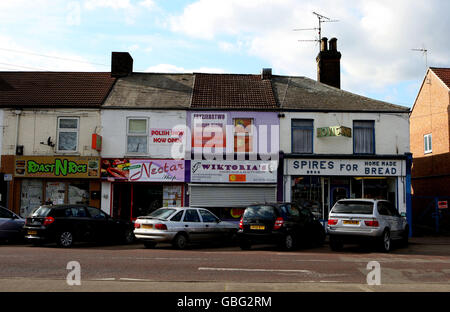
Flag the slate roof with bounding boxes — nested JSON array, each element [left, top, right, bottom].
[[272, 75, 410, 112], [191, 73, 278, 109], [0, 72, 116, 108], [431, 67, 450, 89], [103, 73, 193, 108]]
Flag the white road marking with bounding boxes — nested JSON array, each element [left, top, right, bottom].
[[198, 267, 312, 274]]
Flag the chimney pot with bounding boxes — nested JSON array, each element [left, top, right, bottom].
[[329, 37, 337, 51], [320, 37, 328, 51], [111, 52, 133, 78], [261, 68, 272, 80], [316, 37, 341, 89]]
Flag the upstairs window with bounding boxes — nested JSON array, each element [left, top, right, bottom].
[[57, 117, 79, 152], [424, 133, 432, 154], [353, 120, 375, 154], [292, 119, 313, 154], [233, 118, 253, 153], [127, 118, 148, 154]]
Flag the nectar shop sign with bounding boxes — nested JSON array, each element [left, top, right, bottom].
[[286, 159, 404, 176]]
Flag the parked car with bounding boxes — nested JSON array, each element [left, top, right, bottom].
[[237, 202, 325, 251], [327, 199, 409, 252], [134, 207, 238, 249], [23, 204, 134, 248], [0, 206, 25, 242]]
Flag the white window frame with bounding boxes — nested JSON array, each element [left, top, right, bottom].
[[126, 117, 149, 155], [424, 133, 432, 154], [57, 117, 79, 153]]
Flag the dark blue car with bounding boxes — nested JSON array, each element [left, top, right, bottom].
[[0, 206, 25, 242]]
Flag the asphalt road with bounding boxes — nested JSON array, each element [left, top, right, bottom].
[[0, 237, 449, 292]]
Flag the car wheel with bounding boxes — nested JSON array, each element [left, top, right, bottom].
[[123, 228, 135, 244], [282, 233, 296, 251], [380, 229, 391, 252], [173, 233, 188, 250], [329, 236, 343, 251], [143, 241, 156, 249], [57, 231, 74, 248]]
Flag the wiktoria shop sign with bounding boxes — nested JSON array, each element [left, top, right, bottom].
[[191, 160, 278, 183]]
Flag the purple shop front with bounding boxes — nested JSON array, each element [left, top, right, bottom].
[[186, 111, 282, 221]]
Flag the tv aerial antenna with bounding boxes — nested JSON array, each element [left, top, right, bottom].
[[293, 11, 339, 50], [411, 46, 428, 69]]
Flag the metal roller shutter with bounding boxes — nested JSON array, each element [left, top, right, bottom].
[[189, 184, 277, 207]]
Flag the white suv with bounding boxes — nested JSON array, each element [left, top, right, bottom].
[[327, 199, 409, 252]]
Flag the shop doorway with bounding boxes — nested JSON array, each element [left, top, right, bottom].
[[112, 183, 131, 221]]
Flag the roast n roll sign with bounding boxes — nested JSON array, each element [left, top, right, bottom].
[[286, 159, 405, 176]]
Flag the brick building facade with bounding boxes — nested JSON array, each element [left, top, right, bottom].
[[410, 67, 450, 231]]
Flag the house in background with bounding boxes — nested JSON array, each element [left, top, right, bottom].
[[410, 67, 450, 233]]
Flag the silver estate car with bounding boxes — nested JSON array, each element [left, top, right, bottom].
[[134, 207, 239, 249], [327, 199, 409, 252]]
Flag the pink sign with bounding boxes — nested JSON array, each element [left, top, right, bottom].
[[150, 128, 184, 144], [128, 159, 185, 182]]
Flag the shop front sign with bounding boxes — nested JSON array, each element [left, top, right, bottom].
[[317, 126, 351, 138], [15, 156, 100, 178], [101, 159, 185, 182], [286, 158, 405, 176], [191, 160, 278, 183]]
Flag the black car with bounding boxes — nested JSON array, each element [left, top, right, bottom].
[[237, 202, 325, 251], [23, 205, 134, 248]]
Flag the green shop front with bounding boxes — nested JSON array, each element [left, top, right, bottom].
[[13, 156, 101, 217]]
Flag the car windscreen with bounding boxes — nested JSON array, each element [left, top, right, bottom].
[[331, 201, 374, 214], [30, 206, 52, 217], [148, 208, 177, 220], [244, 205, 277, 220]]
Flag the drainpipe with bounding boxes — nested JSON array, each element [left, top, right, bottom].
[[14, 109, 22, 154]]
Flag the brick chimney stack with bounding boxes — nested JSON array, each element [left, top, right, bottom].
[[316, 37, 341, 89], [111, 52, 133, 78]]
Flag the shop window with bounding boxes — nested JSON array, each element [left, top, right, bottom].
[[424, 133, 432, 154], [57, 117, 79, 152], [68, 182, 90, 205], [292, 119, 313, 154], [127, 118, 148, 154], [353, 120, 375, 154], [233, 118, 253, 153], [292, 176, 322, 219], [45, 181, 66, 205], [20, 179, 43, 217]]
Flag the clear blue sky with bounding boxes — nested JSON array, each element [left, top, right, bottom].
[[1, 0, 449, 108]]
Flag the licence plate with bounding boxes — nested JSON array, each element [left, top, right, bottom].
[[27, 230, 37, 235], [343, 220, 359, 225], [142, 224, 153, 229], [250, 225, 265, 230]]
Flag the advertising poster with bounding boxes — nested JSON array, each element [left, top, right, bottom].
[[101, 159, 185, 182], [191, 113, 227, 148]]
